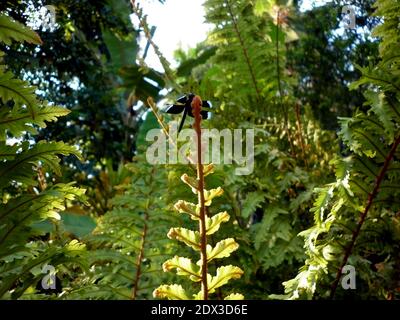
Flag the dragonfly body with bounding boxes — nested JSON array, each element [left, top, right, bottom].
[[165, 93, 211, 132]]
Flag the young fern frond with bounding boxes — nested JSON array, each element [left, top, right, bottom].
[[153, 96, 243, 300]]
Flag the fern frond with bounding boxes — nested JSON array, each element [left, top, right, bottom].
[[0, 239, 87, 299], [279, 0, 400, 299], [0, 141, 81, 189], [0, 14, 87, 301], [0, 71, 41, 119], [66, 157, 179, 300], [0, 14, 42, 45], [0, 183, 85, 257], [0, 103, 71, 141]]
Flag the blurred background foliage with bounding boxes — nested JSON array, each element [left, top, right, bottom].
[[1, 0, 399, 300]]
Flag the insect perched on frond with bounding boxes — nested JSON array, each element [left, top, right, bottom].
[[165, 93, 212, 132]]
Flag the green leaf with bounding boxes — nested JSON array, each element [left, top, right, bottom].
[[65, 239, 86, 256], [205, 211, 230, 235], [61, 212, 96, 239], [204, 238, 239, 263], [365, 90, 397, 142], [0, 142, 19, 160], [253, 0, 275, 16], [207, 265, 243, 293], [119, 64, 165, 102], [0, 14, 42, 45], [241, 191, 265, 218], [102, 31, 137, 72], [162, 256, 201, 281], [0, 183, 86, 256], [0, 103, 71, 141], [176, 46, 217, 77], [136, 112, 160, 149], [167, 228, 201, 251], [0, 71, 40, 119], [0, 141, 81, 188], [153, 284, 189, 300]]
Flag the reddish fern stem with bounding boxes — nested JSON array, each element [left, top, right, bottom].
[[192, 95, 208, 300], [330, 134, 400, 299]]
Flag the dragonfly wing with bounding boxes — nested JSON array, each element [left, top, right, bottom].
[[176, 95, 188, 104], [202, 100, 212, 109], [165, 104, 185, 114], [200, 110, 209, 119], [186, 108, 209, 119]]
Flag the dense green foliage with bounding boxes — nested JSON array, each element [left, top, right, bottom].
[[0, 13, 86, 299], [0, 0, 399, 300], [65, 155, 179, 299], [277, 0, 400, 299]]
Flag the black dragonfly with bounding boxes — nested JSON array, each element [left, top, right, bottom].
[[165, 93, 212, 133]]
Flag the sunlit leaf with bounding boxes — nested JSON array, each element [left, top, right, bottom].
[[204, 187, 224, 206], [174, 200, 200, 220], [163, 256, 201, 281], [0, 14, 42, 45], [224, 293, 245, 300], [153, 284, 189, 300], [205, 211, 230, 235], [167, 228, 201, 251], [203, 238, 239, 263], [207, 265, 243, 293]]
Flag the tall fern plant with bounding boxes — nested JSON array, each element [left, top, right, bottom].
[[153, 96, 244, 300], [276, 0, 400, 300], [0, 14, 86, 299]]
